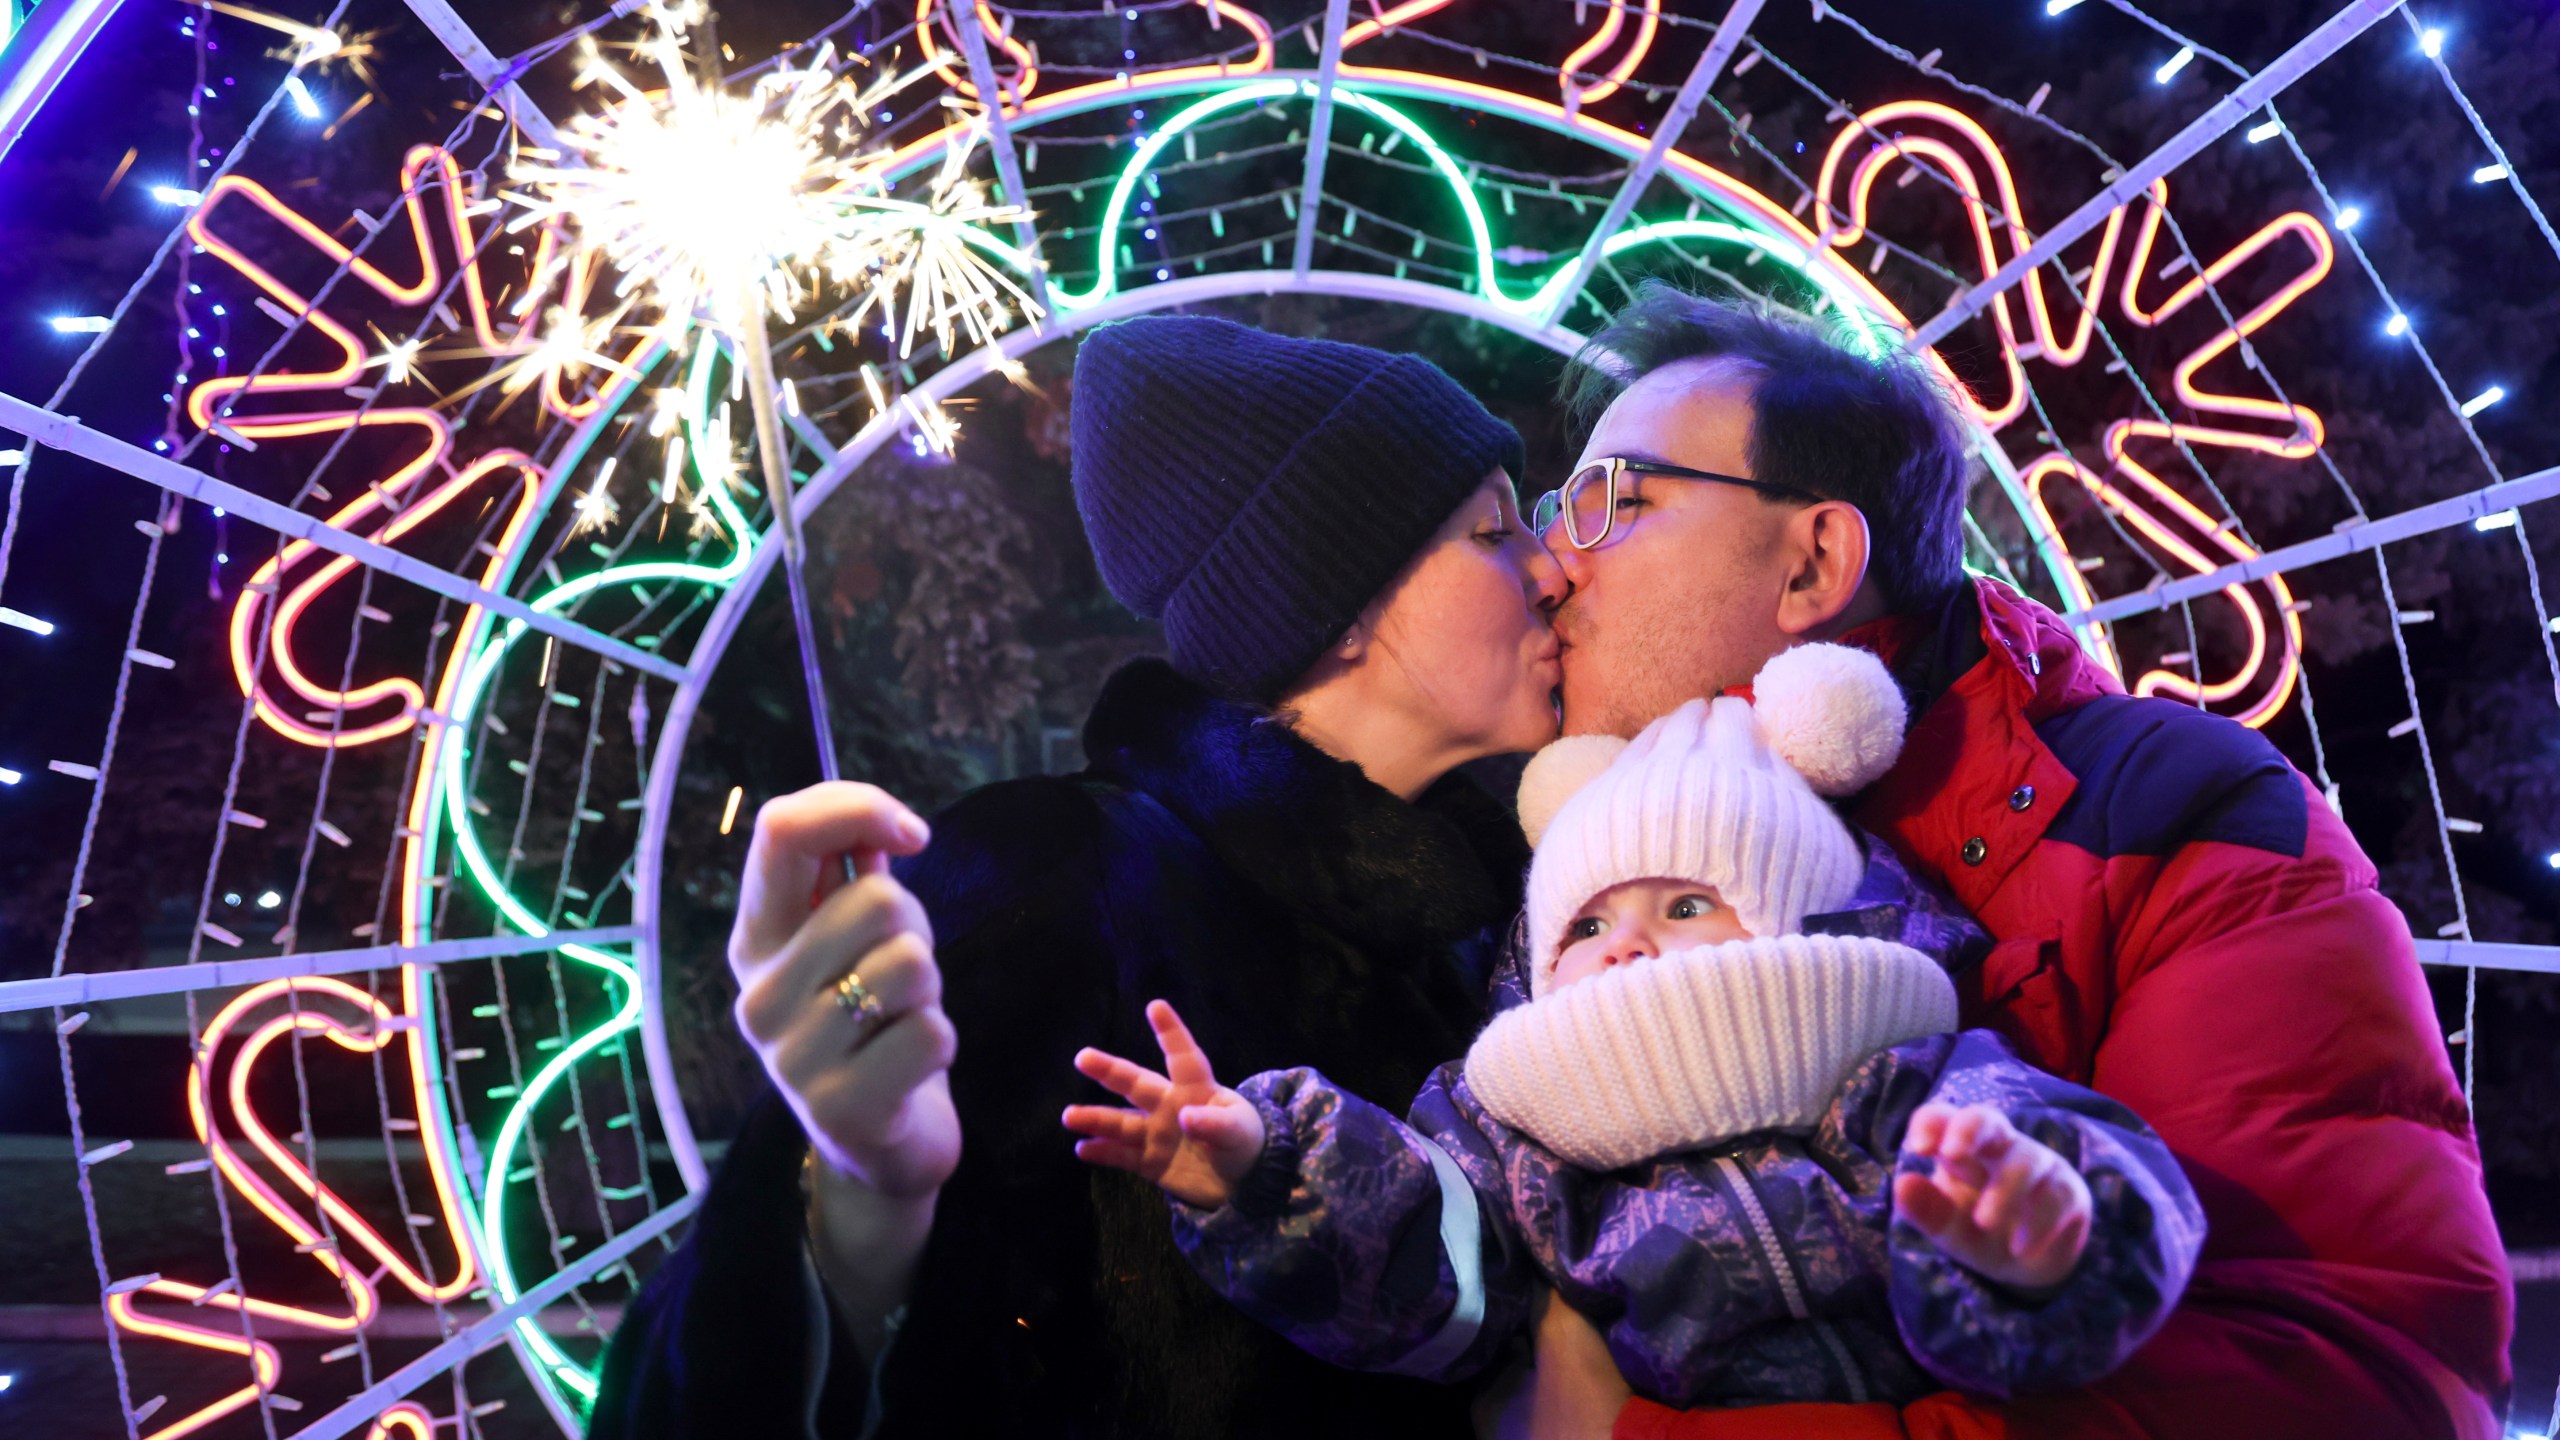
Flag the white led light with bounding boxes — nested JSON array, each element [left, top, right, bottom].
[[2458, 385, 2506, 417], [2472, 163, 2509, 184], [0, 606, 53, 634], [2547, 852, 2560, 871], [2384, 313, 2409, 337], [2246, 120, 2283, 143], [2155, 47, 2195, 83], [256, 890, 283, 909], [2419, 27, 2444, 58], [2473, 510, 2518, 532], [283, 75, 321, 119], [48, 315, 111, 333], [2044, 0, 2085, 12], [0, 768, 20, 786], [149, 184, 204, 206], [2335, 205, 2363, 230]]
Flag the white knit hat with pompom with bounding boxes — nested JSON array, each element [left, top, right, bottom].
[[1517, 642, 1907, 997]]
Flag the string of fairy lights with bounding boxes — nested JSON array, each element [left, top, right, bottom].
[[0, 0, 2552, 1435]]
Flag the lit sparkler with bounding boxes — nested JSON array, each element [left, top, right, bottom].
[[502, 5, 1038, 454], [502, 2, 1038, 796]]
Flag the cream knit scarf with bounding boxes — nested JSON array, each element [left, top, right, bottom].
[[1464, 933, 1959, 1171]]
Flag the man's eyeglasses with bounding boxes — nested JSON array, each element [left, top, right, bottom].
[[1530, 457, 1820, 551]]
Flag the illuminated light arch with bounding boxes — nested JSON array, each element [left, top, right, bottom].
[[64, 16, 2373, 1430], [369, 71, 2352, 1416], [1815, 99, 2337, 726]]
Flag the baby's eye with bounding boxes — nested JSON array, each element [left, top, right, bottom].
[[1667, 894, 1718, 921], [1567, 916, 1607, 941], [1475, 526, 1516, 546]]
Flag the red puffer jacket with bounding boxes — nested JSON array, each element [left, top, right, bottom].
[[1619, 580, 2512, 1440]]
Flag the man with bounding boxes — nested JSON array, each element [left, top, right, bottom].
[[1532, 286, 2511, 1439]]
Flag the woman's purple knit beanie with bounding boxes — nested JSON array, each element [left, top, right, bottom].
[[1069, 314, 1525, 703]]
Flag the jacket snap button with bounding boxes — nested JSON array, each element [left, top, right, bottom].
[[1961, 836, 1989, 866], [2008, 785, 2036, 812]]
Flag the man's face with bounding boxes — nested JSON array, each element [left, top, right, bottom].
[[1547, 358, 1799, 738]]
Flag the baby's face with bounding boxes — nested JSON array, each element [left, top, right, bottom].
[[1550, 877, 1754, 990]]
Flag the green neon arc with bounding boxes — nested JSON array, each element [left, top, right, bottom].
[[1043, 80, 1879, 327], [424, 339, 755, 1402]]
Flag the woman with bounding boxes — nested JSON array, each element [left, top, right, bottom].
[[593, 314, 1568, 1437]]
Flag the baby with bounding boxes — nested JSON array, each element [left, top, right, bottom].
[[1065, 644, 2204, 1407]]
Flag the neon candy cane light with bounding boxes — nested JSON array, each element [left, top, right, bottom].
[[917, 0, 1041, 101], [111, 144, 668, 1434], [187, 146, 648, 749], [1817, 99, 2335, 726], [112, 975, 484, 1438], [1333, 0, 1662, 109]]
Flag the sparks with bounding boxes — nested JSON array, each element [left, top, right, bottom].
[[363, 332, 428, 385], [503, 5, 1038, 376], [570, 457, 622, 535], [832, 113, 1045, 360], [200, 3, 380, 87]]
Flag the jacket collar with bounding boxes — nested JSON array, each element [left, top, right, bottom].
[[1081, 659, 1530, 952], [1851, 580, 2117, 914]]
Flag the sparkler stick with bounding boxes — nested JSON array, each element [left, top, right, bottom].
[[737, 292, 847, 790]]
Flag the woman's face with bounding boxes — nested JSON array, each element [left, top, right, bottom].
[[1357, 471, 1568, 760]]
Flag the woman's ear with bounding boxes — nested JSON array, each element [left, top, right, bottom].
[[1775, 500, 1873, 637]]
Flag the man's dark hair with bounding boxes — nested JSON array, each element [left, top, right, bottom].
[[1561, 282, 1973, 610]]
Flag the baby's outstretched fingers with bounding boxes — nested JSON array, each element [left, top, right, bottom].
[[1061, 1103, 1145, 1145], [1073, 1136, 1146, 1173], [1074, 1045, 1169, 1108], [1146, 1000, 1221, 1090]]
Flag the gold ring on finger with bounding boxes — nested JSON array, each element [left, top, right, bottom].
[[833, 971, 887, 1029]]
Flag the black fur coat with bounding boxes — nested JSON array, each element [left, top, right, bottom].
[[592, 659, 1532, 1439]]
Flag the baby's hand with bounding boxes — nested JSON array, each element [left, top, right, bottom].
[[1894, 1102, 2092, 1295], [1063, 1000, 1266, 1210]]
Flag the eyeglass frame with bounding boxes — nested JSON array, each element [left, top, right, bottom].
[[1530, 456, 1825, 551]]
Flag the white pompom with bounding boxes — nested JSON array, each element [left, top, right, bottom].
[[1516, 734, 1629, 846], [1751, 643, 1907, 796]]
